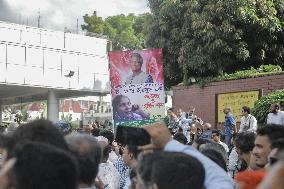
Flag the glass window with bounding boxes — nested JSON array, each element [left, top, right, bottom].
[[7, 45, 25, 65], [6, 64, 25, 84], [0, 44, 6, 64], [62, 53, 78, 71], [26, 47, 43, 67], [44, 50, 61, 69]]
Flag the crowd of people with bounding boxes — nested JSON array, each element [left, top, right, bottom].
[[0, 102, 283, 189]]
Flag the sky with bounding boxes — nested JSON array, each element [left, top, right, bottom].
[[0, 0, 150, 32]]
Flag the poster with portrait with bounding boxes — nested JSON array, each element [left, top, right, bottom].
[[108, 48, 165, 127]]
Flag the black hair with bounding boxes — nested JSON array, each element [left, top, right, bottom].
[[242, 106, 251, 114], [65, 134, 102, 186], [137, 152, 205, 189], [126, 144, 142, 159], [193, 138, 213, 150], [211, 129, 221, 136], [173, 133, 188, 144], [201, 149, 227, 172], [271, 138, 284, 151], [5, 119, 68, 158], [272, 103, 281, 110], [99, 130, 115, 145], [257, 124, 284, 144], [10, 141, 78, 189], [91, 128, 102, 137], [102, 144, 112, 162], [235, 131, 256, 153]]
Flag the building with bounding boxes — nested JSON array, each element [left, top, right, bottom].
[[0, 21, 109, 123]]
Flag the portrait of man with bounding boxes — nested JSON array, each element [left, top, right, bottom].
[[125, 53, 153, 85]]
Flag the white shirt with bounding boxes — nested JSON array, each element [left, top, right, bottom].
[[218, 141, 229, 153], [267, 111, 284, 126], [239, 114, 257, 133], [98, 162, 120, 189]]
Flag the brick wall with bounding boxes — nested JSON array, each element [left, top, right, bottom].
[[172, 73, 284, 128]]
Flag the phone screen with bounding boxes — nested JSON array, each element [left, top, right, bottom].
[[115, 125, 151, 146]]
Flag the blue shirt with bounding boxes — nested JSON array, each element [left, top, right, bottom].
[[164, 140, 234, 189], [224, 113, 236, 136]]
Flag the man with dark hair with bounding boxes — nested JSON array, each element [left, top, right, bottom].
[[191, 138, 213, 150], [3, 119, 69, 159], [173, 132, 187, 144], [235, 131, 256, 170], [4, 141, 78, 189], [99, 130, 118, 163], [267, 103, 284, 126], [122, 144, 141, 189], [135, 151, 205, 189], [199, 143, 228, 166], [125, 53, 153, 85], [223, 107, 236, 147], [65, 133, 102, 189], [211, 129, 229, 153], [253, 124, 284, 168], [239, 106, 257, 133]]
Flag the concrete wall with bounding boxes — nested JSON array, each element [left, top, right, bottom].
[[172, 73, 284, 127]]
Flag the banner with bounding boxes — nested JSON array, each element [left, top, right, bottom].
[[109, 48, 165, 127], [216, 90, 261, 123]]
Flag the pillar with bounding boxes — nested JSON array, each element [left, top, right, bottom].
[[47, 90, 59, 122]]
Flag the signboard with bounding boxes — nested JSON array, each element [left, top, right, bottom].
[[108, 48, 165, 127], [216, 90, 261, 123]]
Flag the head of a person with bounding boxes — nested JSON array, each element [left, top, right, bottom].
[[223, 107, 231, 114], [235, 132, 256, 164], [270, 103, 281, 113], [203, 123, 212, 131], [130, 53, 143, 73], [135, 151, 205, 189], [83, 125, 93, 134], [4, 119, 69, 159], [2, 141, 78, 189], [99, 130, 114, 146], [201, 149, 227, 172], [211, 129, 221, 142], [176, 108, 184, 117], [167, 108, 174, 116], [253, 124, 284, 168], [191, 138, 213, 150], [112, 95, 132, 118], [199, 142, 228, 164], [188, 106, 195, 116], [269, 138, 284, 166], [242, 106, 251, 116], [65, 133, 102, 186], [173, 133, 187, 145], [122, 144, 141, 168]]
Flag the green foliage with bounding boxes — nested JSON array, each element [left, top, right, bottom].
[[252, 89, 284, 124], [146, 0, 284, 88], [194, 64, 283, 87], [82, 11, 149, 51]]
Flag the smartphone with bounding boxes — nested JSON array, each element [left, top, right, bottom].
[[115, 125, 151, 146]]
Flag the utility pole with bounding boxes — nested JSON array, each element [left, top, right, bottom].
[[38, 9, 41, 28], [76, 18, 79, 34]]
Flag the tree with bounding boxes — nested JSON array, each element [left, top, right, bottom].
[[146, 0, 284, 88], [82, 12, 149, 51]]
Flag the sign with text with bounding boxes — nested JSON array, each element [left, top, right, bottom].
[[217, 90, 261, 123], [109, 49, 165, 127]]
